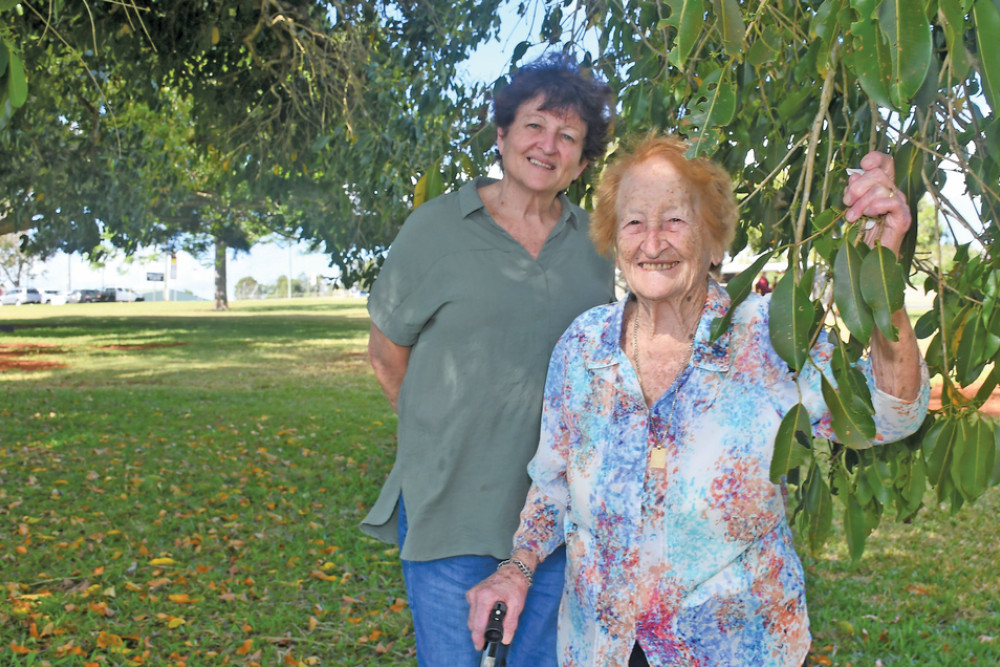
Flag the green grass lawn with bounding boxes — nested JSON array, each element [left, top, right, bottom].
[[2, 299, 997, 666]]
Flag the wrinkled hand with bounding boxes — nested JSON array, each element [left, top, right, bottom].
[[843, 151, 912, 256], [466, 565, 530, 650]]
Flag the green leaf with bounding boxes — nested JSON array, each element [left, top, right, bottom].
[[511, 41, 530, 65], [833, 238, 874, 343], [803, 462, 834, 555], [973, 366, 1000, 408], [864, 458, 891, 505], [847, 0, 894, 108], [810, 208, 841, 245], [6, 48, 26, 108], [663, 0, 706, 68], [770, 403, 813, 483], [412, 165, 443, 209], [809, 0, 842, 42], [949, 420, 969, 495], [973, 0, 1000, 113], [747, 24, 779, 67], [776, 88, 812, 122], [822, 373, 877, 448], [0, 0, 22, 13], [924, 416, 959, 502], [914, 308, 938, 339], [878, 0, 933, 108], [855, 470, 874, 505], [832, 345, 873, 410], [895, 452, 926, 519], [955, 308, 989, 386], [958, 413, 997, 501], [768, 271, 815, 371], [710, 250, 774, 341], [843, 493, 868, 562], [860, 244, 905, 342], [690, 69, 737, 128], [712, 0, 745, 56], [940, 0, 972, 76]]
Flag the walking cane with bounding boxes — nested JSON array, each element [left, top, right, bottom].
[[479, 601, 507, 667]]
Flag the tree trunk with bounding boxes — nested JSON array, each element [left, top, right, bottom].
[[214, 237, 229, 311]]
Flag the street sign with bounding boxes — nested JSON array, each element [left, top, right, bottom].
[[147, 272, 165, 281]]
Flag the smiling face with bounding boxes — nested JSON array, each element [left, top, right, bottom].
[[615, 156, 721, 306], [496, 94, 588, 197]]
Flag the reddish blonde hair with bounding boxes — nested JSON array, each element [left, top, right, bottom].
[[590, 134, 738, 262]]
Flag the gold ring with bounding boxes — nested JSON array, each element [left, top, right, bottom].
[[888, 190, 896, 199]]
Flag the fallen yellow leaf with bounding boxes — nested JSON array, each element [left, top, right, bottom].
[[149, 557, 178, 566]]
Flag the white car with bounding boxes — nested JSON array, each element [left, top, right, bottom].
[[1, 287, 42, 305], [43, 289, 67, 305]]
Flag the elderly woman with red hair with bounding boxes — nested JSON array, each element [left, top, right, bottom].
[[468, 134, 928, 666]]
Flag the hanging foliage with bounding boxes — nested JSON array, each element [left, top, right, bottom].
[[408, 0, 998, 560]]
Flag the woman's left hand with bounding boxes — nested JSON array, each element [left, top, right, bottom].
[[844, 151, 924, 401], [843, 152, 911, 256], [466, 560, 532, 650]]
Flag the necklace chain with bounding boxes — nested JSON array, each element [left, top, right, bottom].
[[631, 303, 696, 401], [631, 302, 697, 468]]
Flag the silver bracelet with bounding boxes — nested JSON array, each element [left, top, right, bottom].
[[497, 558, 533, 587]]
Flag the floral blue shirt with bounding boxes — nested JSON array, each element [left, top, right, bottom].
[[513, 279, 929, 666]]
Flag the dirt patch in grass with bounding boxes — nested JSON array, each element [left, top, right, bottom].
[[101, 342, 187, 350], [0, 358, 68, 371], [0, 343, 69, 371]]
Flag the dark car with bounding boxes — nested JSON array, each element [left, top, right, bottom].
[[66, 289, 102, 303], [101, 287, 144, 302]]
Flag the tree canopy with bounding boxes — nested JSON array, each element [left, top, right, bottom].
[[0, 0, 503, 304], [529, 0, 998, 558], [2, 0, 1000, 555]]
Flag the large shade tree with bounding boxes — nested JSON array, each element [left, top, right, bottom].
[[0, 0, 503, 307], [476, 0, 998, 559]]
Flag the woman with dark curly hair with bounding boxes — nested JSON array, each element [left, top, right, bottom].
[[363, 53, 616, 666]]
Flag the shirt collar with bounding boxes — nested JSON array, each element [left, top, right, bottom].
[[458, 177, 581, 229]]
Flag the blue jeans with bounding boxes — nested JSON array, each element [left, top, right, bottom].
[[397, 498, 565, 667]]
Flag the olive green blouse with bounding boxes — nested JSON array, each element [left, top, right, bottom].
[[362, 177, 614, 561]]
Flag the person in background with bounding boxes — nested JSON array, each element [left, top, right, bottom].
[[467, 134, 929, 666], [363, 53, 616, 666]]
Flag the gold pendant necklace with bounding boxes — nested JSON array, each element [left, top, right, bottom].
[[632, 304, 694, 470]]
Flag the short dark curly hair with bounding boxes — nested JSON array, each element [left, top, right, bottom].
[[493, 52, 615, 165]]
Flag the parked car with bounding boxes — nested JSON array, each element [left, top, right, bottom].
[[42, 289, 67, 305], [66, 288, 102, 303], [101, 287, 145, 302], [1, 287, 42, 305]]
